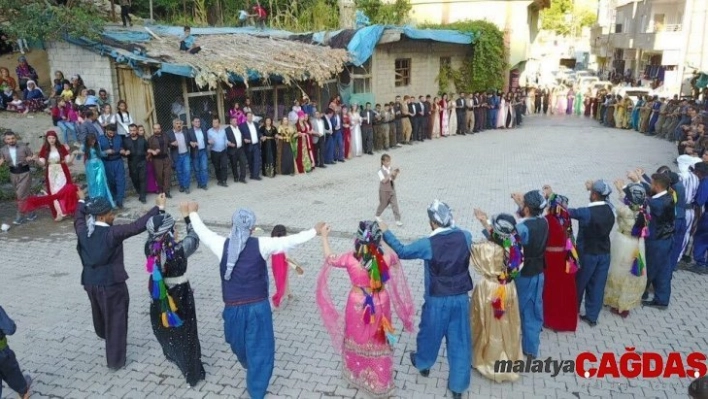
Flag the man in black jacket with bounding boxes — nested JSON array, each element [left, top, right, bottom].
[[74, 190, 164, 370], [187, 116, 210, 190], [225, 116, 248, 183], [238, 112, 262, 181], [121, 124, 148, 203]]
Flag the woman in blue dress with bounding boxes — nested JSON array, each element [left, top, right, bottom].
[[83, 133, 115, 208], [648, 96, 661, 133], [631, 97, 644, 131]]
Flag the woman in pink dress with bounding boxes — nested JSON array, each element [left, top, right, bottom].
[[139, 125, 160, 193], [317, 220, 415, 398], [228, 102, 246, 126], [439, 93, 450, 137]]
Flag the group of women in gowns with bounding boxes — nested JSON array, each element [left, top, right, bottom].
[[275, 114, 316, 176], [435, 93, 460, 136]]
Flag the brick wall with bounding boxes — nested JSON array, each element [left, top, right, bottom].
[[371, 41, 472, 103], [46, 41, 119, 105]]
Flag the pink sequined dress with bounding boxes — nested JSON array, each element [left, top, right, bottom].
[[316, 252, 415, 398]]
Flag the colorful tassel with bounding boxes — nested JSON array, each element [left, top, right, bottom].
[[491, 285, 506, 319], [146, 256, 156, 273], [168, 296, 178, 312], [631, 251, 645, 276]]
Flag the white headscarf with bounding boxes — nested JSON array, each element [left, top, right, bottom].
[[224, 208, 256, 281]]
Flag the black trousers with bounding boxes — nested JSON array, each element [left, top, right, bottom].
[[128, 160, 146, 200], [227, 148, 248, 182], [394, 120, 403, 145], [456, 111, 466, 133], [211, 150, 228, 183], [120, 5, 131, 26], [84, 283, 129, 369], [0, 346, 29, 397], [361, 125, 374, 154], [314, 135, 325, 166]]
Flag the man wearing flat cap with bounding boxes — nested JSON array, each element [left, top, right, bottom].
[[380, 200, 472, 399], [74, 190, 165, 370], [546, 181, 615, 327]]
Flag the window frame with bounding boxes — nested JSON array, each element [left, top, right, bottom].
[[395, 58, 412, 87]]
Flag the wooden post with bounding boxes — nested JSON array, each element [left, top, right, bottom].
[[182, 77, 191, 126], [216, 84, 225, 124], [110, 0, 117, 22], [273, 87, 279, 122]]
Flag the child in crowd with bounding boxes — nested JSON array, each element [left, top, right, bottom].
[[6, 93, 25, 113], [270, 225, 304, 309], [60, 82, 74, 102], [179, 26, 201, 54], [0, 305, 32, 399], [375, 153, 403, 226]]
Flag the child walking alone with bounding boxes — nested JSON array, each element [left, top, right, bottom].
[[0, 305, 32, 399], [270, 225, 305, 309], [375, 153, 403, 226]]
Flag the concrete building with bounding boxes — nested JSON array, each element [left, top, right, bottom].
[[591, 0, 708, 95], [407, 0, 550, 70]]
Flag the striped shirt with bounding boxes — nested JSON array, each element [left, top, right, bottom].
[[682, 173, 699, 208]]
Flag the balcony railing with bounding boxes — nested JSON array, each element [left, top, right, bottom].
[[647, 23, 683, 33]]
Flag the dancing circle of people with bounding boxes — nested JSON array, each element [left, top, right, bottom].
[[3, 146, 701, 398]]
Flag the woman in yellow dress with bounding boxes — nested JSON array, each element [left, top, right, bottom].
[[614, 95, 626, 129], [470, 212, 523, 382]]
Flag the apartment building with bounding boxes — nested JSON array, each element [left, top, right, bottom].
[[590, 0, 708, 96]]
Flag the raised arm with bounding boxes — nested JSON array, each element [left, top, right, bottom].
[[189, 211, 226, 260], [258, 227, 317, 259], [74, 191, 88, 236], [178, 202, 200, 258], [112, 206, 160, 242], [382, 229, 432, 261]]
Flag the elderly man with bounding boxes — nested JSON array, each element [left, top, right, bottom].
[[476, 190, 549, 359], [74, 190, 164, 370], [189, 206, 326, 399], [0, 130, 37, 225], [380, 200, 472, 399], [549, 181, 615, 326]]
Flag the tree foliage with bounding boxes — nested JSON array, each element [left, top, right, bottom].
[[540, 0, 597, 37], [0, 0, 104, 41], [423, 20, 506, 93], [355, 0, 411, 26]]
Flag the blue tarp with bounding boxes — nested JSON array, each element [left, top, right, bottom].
[[149, 25, 295, 39]]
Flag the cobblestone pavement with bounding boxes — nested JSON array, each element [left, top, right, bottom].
[[1, 114, 705, 399]]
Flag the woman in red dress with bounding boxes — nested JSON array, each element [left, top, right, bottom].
[[341, 105, 351, 159], [542, 192, 579, 332], [23, 130, 78, 221], [294, 111, 314, 173]]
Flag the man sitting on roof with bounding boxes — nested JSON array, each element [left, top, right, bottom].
[[179, 26, 201, 55]]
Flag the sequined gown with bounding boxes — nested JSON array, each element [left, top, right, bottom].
[[603, 204, 647, 313], [84, 147, 115, 207], [470, 241, 522, 382], [145, 222, 205, 386], [318, 252, 414, 397], [260, 125, 277, 177]]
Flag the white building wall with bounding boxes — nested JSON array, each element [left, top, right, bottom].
[[46, 41, 119, 105]]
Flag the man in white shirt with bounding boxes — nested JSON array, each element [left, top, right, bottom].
[[188, 204, 326, 399], [187, 116, 209, 190], [167, 119, 192, 194], [0, 131, 37, 224], [208, 117, 229, 187], [238, 112, 262, 181], [225, 116, 248, 183], [310, 109, 326, 168]]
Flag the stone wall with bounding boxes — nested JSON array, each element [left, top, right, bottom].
[[46, 41, 119, 105], [371, 41, 472, 102]]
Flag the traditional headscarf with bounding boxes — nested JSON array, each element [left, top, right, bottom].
[[427, 199, 454, 228], [491, 213, 516, 237], [297, 110, 306, 119], [85, 196, 113, 237], [224, 208, 256, 280], [146, 213, 176, 238], [355, 220, 383, 247], [523, 190, 547, 211], [489, 213, 523, 319], [623, 183, 647, 208], [18, 56, 27, 63], [591, 180, 612, 197]]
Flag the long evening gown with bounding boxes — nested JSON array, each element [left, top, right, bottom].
[[85, 147, 115, 207], [431, 105, 441, 138], [317, 252, 414, 398], [556, 93, 567, 114], [543, 212, 578, 332], [295, 121, 314, 174], [146, 161, 159, 193], [496, 99, 506, 128], [470, 241, 522, 382], [448, 102, 458, 135], [574, 92, 582, 115], [350, 113, 363, 157], [23, 147, 77, 218], [343, 114, 352, 159], [604, 204, 647, 313], [260, 125, 277, 177], [276, 125, 296, 176], [146, 222, 205, 386], [439, 100, 450, 136], [566, 91, 574, 114]]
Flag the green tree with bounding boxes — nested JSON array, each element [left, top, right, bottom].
[[540, 0, 597, 37], [355, 0, 411, 25], [0, 0, 104, 41], [422, 20, 506, 93]]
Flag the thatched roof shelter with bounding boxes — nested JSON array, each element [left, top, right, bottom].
[[143, 32, 350, 89]]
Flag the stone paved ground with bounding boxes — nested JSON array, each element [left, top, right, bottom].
[[1, 114, 705, 399]]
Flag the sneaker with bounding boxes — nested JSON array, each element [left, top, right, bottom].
[[396, 221, 403, 227], [25, 213, 37, 221], [13, 217, 24, 225]]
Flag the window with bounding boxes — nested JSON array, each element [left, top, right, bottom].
[[439, 57, 451, 73], [351, 60, 372, 94], [395, 58, 411, 87], [653, 13, 665, 31]]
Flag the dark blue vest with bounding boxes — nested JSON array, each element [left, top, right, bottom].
[[219, 237, 269, 304], [577, 204, 615, 255], [428, 230, 473, 296]]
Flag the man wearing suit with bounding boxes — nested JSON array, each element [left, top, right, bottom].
[[323, 108, 335, 164], [166, 119, 192, 194], [407, 97, 419, 143], [331, 108, 345, 162], [238, 112, 262, 181], [472, 93, 482, 133], [77, 110, 105, 145], [310, 109, 327, 167], [121, 124, 148, 203], [360, 102, 375, 155], [98, 124, 126, 208], [187, 116, 209, 190], [456, 93, 467, 135], [393, 96, 403, 146], [225, 116, 248, 183], [423, 95, 432, 140]]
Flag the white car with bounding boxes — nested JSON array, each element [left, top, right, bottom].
[[612, 86, 658, 101]]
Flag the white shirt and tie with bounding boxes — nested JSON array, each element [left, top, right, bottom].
[[247, 122, 258, 146], [230, 125, 243, 147]]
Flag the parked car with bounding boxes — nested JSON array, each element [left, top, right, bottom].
[[612, 86, 658, 101], [591, 81, 613, 96]]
